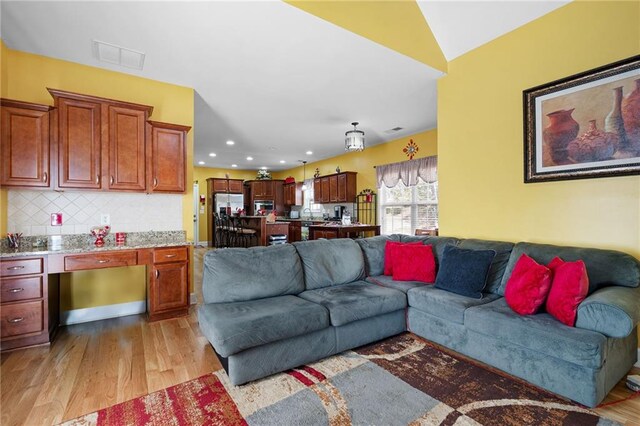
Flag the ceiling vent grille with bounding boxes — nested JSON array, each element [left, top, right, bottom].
[[384, 127, 404, 134], [92, 40, 145, 70]]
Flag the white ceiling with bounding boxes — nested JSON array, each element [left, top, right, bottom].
[[1, 1, 568, 171]]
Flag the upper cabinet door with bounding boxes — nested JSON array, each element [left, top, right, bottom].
[[228, 179, 243, 194], [107, 105, 148, 191], [56, 96, 102, 189], [212, 178, 228, 193], [148, 121, 191, 193], [0, 100, 52, 188]]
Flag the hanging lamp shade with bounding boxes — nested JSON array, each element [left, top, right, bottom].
[[345, 122, 365, 152]]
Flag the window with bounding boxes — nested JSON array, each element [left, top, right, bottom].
[[379, 178, 438, 235], [302, 179, 322, 215]]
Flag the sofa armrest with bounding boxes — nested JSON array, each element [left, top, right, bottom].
[[575, 286, 640, 338]]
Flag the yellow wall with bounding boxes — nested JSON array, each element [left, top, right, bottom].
[[438, 1, 640, 258], [273, 129, 438, 193], [193, 167, 256, 242], [2, 45, 195, 310]]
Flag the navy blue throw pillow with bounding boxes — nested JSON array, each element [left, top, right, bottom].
[[434, 245, 496, 299]]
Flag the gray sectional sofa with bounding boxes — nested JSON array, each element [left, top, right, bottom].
[[198, 235, 640, 408]]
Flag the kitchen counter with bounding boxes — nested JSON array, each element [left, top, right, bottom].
[[308, 223, 380, 240], [0, 231, 189, 258]]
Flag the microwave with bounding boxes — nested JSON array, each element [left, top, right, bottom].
[[254, 200, 274, 213]]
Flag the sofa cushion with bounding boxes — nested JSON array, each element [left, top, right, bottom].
[[546, 257, 589, 327], [434, 245, 496, 299], [356, 235, 401, 276], [392, 244, 436, 283], [202, 245, 304, 304], [458, 239, 514, 295], [504, 253, 552, 316], [197, 295, 330, 357], [465, 298, 607, 369], [298, 281, 407, 326], [408, 286, 501, 324], [498, 242, 640, 296], [293, 239, 365, 290], [366, 275, 427, 293], [384, 241, 422, 276]]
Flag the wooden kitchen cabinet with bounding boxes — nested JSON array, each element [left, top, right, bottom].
[[246, 180, 285, 215], [147, 246, 189, 321], [283, 182, 303, 206], [314, 172, 357, 203], [320, 177, 330, 203], [209, 178, 244, 194], [0, 256, 58, 351], [1, 99, 53, 188], [313, 229, 338, 240], [313, 178, 322, 202], [329, 175, 338, 202], [147, 121, 191, 193], [49, 89, 153, 191]]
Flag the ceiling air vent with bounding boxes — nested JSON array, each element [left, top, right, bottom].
[[92, 39, 145, 70], [384, 127, 404, 134]]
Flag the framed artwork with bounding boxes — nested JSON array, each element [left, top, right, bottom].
[[523, 55, 640, 183]]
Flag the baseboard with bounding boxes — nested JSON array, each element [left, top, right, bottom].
[[196, 240, 210, 247], [190, 292, 198, 305], [60, 300, 146, 325]]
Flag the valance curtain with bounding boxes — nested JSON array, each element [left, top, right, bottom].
[[375, 156, 437, 188]]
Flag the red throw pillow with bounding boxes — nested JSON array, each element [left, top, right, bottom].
[[504, 254, 552, 315], [384, 241, 422, 276], [545, 257, 589, 326], [392, 244, 436, 283]]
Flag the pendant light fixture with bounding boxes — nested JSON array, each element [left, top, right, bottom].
[[300, 160, 308, 190], [345, 122, 365, 152]]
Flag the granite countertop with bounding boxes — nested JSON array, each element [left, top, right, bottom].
[[0, 231, 190, 258]]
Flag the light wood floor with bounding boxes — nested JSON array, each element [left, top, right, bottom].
[[1, 247, 639, 425]]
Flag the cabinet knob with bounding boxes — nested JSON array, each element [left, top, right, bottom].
[[96, 175, 100, 185], [7, 287, 24, 293], [110, 176, 114, 185], [7, 266, 24, 271], [8, 317, 24, 323], [164, 254, 176, 258], [153, 178, 158, 188], [43, 172, 48, 183], [97, 259, 110, 264], [155, 270, 159, 279]]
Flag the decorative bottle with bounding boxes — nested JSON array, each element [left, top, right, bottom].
[[605, 86, 627, 149]]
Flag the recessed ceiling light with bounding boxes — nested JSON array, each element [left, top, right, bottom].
[[279, 160, 286, 164], [231, 164, 238, 168], [226, 140, 235, 146], [260, 166, 268, 170], [198, 161, 205, 165], [246, 156, 253, 161], [306, 151, 313, 155], [209, 153, 217, 157]]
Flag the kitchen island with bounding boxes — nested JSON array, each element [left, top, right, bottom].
[[308, 223, 380, 240], [222, 216, 290, 246]]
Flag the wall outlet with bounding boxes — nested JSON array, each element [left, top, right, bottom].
[[100, 214, 110, 226], [51, 213, 63, 226]]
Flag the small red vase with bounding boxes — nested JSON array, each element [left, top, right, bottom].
[[543, 109, 580, 164]]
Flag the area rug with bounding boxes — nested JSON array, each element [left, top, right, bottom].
[[61, 333, 619, 425]]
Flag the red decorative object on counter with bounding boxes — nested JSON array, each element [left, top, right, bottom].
[[90, 225, 110, 247]]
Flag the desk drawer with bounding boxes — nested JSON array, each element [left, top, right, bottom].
[[1, 258, 44, 277], [1, 300, 44, 338], [64, 251, 138, 271], [153, 247, 188, 264], [1, 276, 43, 303]]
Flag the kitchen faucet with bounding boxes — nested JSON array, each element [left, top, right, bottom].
[[303, 208, 312, 217]]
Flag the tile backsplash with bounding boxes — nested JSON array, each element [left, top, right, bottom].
[[7, 190, 183, 236]]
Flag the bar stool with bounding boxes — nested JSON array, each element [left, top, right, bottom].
[[234, 217, 258, 247]]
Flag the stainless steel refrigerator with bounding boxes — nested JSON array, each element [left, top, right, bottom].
[[215, 193, 244, 216]]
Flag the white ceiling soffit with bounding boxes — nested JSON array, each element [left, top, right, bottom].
[[0, 1, 443, 170], [418, 0, 571, 61]]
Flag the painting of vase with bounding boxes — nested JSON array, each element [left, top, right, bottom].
[[524, 55, 640, 182]]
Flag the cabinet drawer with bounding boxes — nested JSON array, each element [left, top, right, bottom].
[[1, 300, 44, 338], [1, 258, 44, 277], [64, 251, 138, 271], [153, 247, 188, 264], [1, 276, 43, 303]]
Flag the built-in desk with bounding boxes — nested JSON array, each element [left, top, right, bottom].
[[0, 231, 190, 352]]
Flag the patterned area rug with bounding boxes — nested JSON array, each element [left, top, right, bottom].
[[62, 333, 618, 425]]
